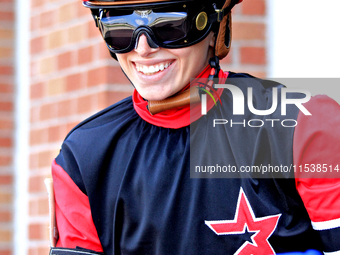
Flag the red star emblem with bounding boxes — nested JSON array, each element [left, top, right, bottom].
[[205, 188, 281, 255]]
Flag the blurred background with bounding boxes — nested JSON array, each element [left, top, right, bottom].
[[0, 0, 339, 254]]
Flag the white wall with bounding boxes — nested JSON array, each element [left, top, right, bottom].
[[268, 0, 340, 78], [268, 0, 340, 103], [14, 0, 30, 253]]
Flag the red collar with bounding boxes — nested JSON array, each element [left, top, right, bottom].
[[133, 65, 228, 129]]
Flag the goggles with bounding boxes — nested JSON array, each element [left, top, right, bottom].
[[94, 2, 221, 54]]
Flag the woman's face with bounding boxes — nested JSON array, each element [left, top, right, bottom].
[[116, 32, 215, 101]]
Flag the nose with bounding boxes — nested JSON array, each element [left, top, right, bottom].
[[134, 34, 159, 57]]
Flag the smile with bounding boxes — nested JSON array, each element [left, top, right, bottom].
[[135, 61, 173, 75]]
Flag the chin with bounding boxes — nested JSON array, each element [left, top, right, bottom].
[[138, 88, 174, 101], [143, 94, 168, 101]]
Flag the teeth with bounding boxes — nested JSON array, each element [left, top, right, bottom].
[[149, 66, 155, 73], [143, 66, 148, 73], [136, 62, 172, 75]]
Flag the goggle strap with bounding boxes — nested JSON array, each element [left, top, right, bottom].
[[91, 10, 100, 27]]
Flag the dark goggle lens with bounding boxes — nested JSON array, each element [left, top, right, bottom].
[[98, 4, 211, 52], [151, 18, 188, 44], [104, 29, 134, 50]]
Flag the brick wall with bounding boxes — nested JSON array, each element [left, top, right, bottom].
[[0, 0, 15, 254], [221, 0, 267, 77], [28, 0, 131, 254], [26, 1, 267, 254]]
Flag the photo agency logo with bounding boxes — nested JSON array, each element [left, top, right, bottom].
[[200, 84, 312, 128]]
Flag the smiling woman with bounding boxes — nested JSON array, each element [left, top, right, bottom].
[[48, 0, 340, 255]]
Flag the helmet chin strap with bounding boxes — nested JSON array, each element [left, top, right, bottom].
[[147, 56, 221, 115]]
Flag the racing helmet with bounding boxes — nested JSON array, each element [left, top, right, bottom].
[[83, 0, 242, 60]]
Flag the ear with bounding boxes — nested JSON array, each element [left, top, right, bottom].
[[209, 31, 216, 48]]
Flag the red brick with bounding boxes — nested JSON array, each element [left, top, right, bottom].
[[0, 47, 13, 59], [30, 128, 48, 145], [59, 2, 76, 23], [30, 61, 38, 77], [0, 11, 14, 21], [67, 121, 81, 134], [57, 99, 75, 117], [29, 153, 39, 170], [29, 246, 50, 255], [0, 102, 13, 112], [99, 42, 112, 60], [240, 46, 266, 65], [28, 175, 46, 193], [30, 36, 45, 55], [0, 83, 12, 93], [39, 103, 56, 121], [0, 28, 13, 40], [31, 0, 44, 8], [77, 94, 94, 114], [0, 65, 13, 75], [47, 125, 63, 142], [66, 73, 83, 92], [29, 197, 49, 216], [30, 106, 39, 123], [0, 137, 12, 147], [37, 247, 50, 255], [0, 192, 12, 204], [88, 20, 100, 38], [38, 151, 54, 168], [220, 50, 233, 65], [48, 30, 65, 50], [39, 57, 55, 75], [37, 197, 49, 215], [47, 77, 66, 96], [28, 248, 35, 255], [233, 22, 265, 40], [29, 199, 38, 216], [0, 156, 11, 166], [98, 91, 132, 109], [0, 175, 12, 185], [29, 223, 46, 240], [30, 15, 40, 31], [242, 0, 266, 16], [0, 249, 11, 255], [68, 24, 87, 44], [0, 210, 11, 222], [40, 10, 56, 29], [78, 46, 93, 65], [108, 66, 130, 84], [77, 2, 91, 17], [0, 118, 13, 131], [0, 229, 12, 242], [87, 66, 109, 87], [30, 82, 45, 99], [57, 51, 73, 70]]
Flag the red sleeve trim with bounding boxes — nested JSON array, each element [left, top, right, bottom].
[[52, 159, 104, 252], [294, 95, 340, 223]]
